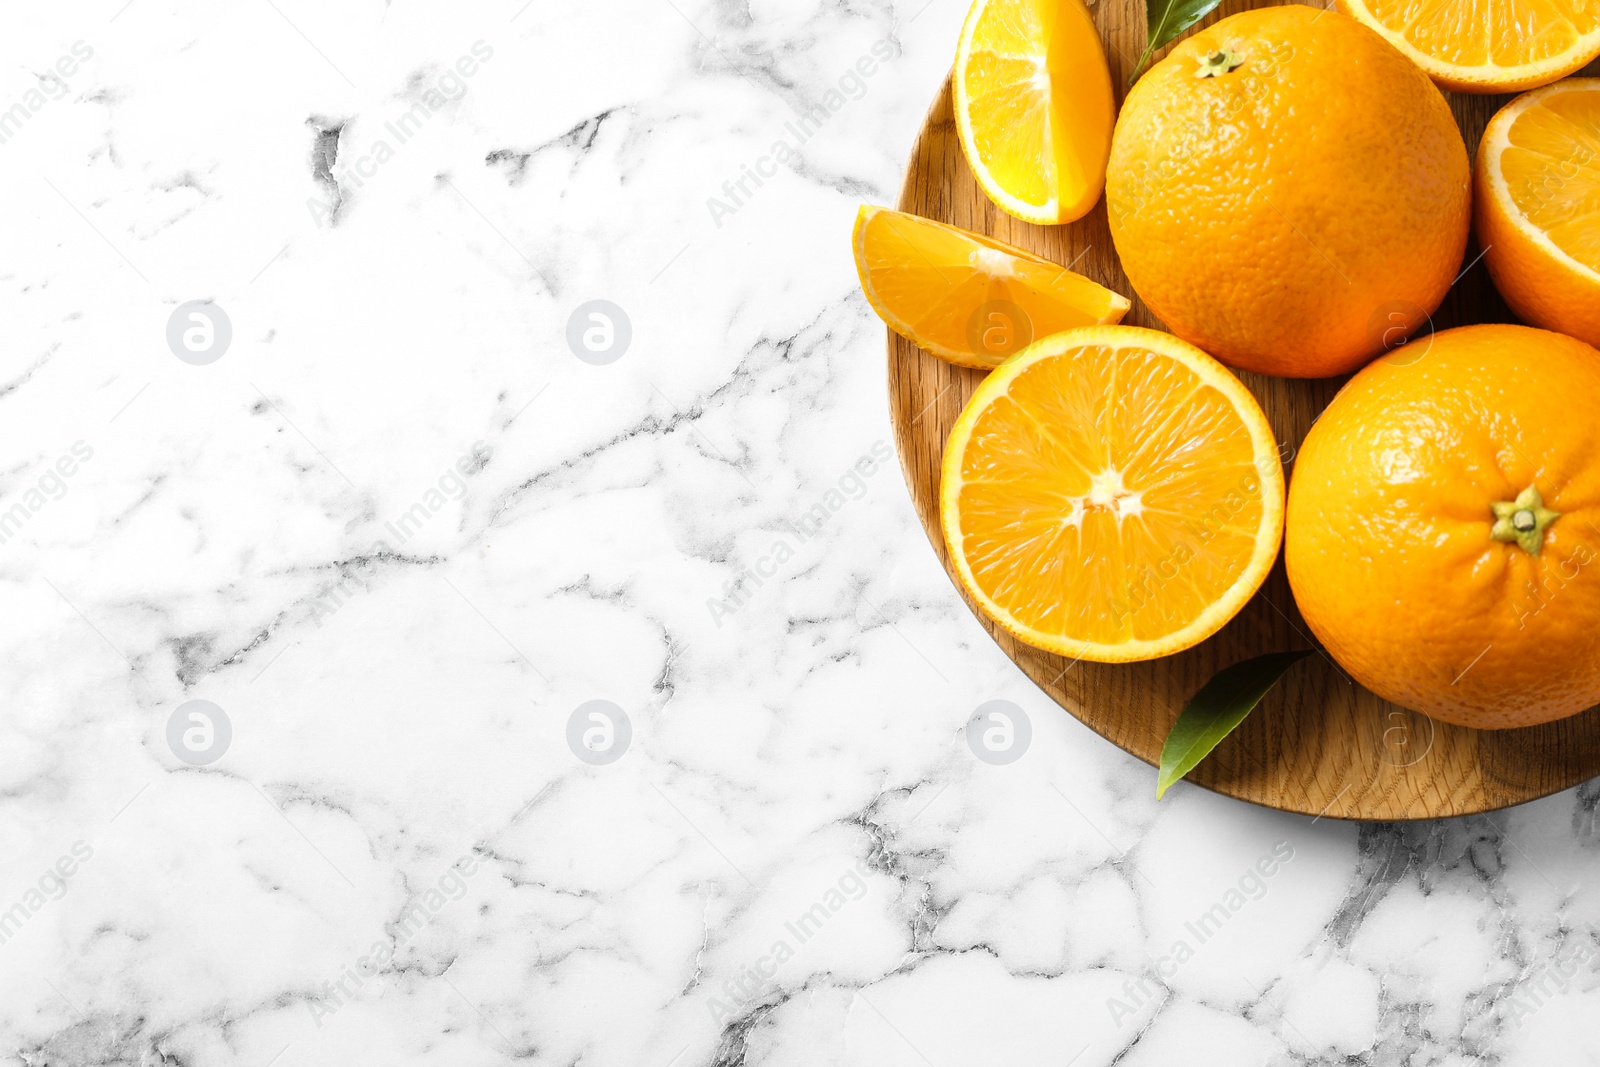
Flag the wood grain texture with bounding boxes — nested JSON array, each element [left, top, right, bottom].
[[887, 0, 1600, 819]]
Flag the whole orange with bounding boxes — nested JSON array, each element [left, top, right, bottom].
[[1286, 325, 1600, 729], [1105, 6, 1471, 378]]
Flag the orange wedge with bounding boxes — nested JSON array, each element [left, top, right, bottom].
[[1476, 79, 1600, 348], [941, 326, 1284, 662], [853, 206, 1129, 369], [1338, 0, 1600, 92], [954, 0, 1115, 223]]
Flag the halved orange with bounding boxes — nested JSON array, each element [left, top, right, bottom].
[[853, 206, 1129, 369], [1476, 79, 1600, 348], [953, 0, 1115, 223], [1338, 0, 1600, 92], [941, 326, 1284, 662]]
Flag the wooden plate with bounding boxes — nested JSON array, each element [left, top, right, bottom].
[[887, 0, 1600, 819]]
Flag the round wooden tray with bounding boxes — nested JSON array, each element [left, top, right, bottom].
[[888, 1, 1600, 819]]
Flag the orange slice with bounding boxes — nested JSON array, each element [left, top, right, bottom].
[[1338, 0, 1600, 92], [853, 206, 1129, 369], [940, 326, 1284, 662], [1476, 79, 1600, 348], [953, 0, 1115, 223]]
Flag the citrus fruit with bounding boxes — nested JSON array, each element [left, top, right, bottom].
[[953, 0, 1115, 225], [1338, 0, 1600, 93], [853, 206, 1130, 369], [1104, 6, 1471, 379], [940, 326, 1285, 662], [1286, 324, 1600, 729], [1476, 79, 1600, 350]]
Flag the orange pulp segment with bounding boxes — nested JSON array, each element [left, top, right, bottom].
[[954, 0, 1115, 223], [853, 205, 1129, 369]]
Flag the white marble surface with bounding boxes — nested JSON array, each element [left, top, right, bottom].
[[5, 1, 1600, 1064]]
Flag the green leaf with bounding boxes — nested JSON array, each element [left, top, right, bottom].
[[1130, 0, 1226, 85], [1156, 650, 1312, 799]]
